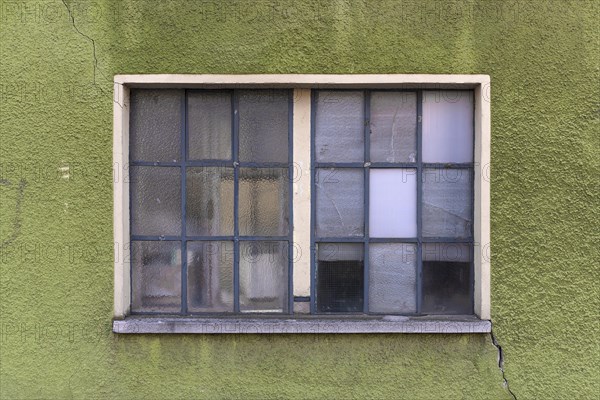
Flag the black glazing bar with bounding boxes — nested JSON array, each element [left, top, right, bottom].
[[233, 91, 240, 313], [181, 90, 188, 314], [363, 90, 370, 313], [287, 90, 294, 314], [310, 90, 317, 314], [416, 90, 423, 315]]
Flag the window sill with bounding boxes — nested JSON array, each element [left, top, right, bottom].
[[113, 315, 490, 334]]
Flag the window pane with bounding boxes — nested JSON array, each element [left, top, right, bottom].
[[370, 92, 417, 162], [369, 243, 417, 313], [316, 168, 364, 237], [131, 241, 181, 312], [422, 243, 472, 314], [369, 169, 417, 238], [316, 243, 364, 313], [422, 90, 473, 163], [239, 241, 288, 313], [239, 168, 289, 236], [422, 168, 472, 238], [315, 91, 364, 162], [130, 166, 181, 236], [188, 91, 232, 160], [186, 167, 234, 236], [187, 241, 234, 313], [130, 89, 182, 162], [239, 90, 288, 163]]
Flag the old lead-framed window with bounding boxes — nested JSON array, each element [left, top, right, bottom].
[[113, 75, 491, 334]]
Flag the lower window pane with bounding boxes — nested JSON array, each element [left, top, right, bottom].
[[316, 243, 364, 313], [369, 243, 417, 314], [131, 241, 181, 313], [239, 241, 288, 313], [422, 243, 472, 314], [187, 241, 234, 313]]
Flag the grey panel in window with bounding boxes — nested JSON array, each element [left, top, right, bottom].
[[316, 168, 364, 237], [186, 167, 234, 236], [370, 92, 417, 162], [188, 91, 232, 160]]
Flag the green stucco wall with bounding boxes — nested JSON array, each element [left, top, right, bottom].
[[1, 0, 598, 398]]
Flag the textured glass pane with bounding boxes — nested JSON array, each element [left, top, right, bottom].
[[186, 167, 234, 236], [370, 92, 417, 162], [239, 90, 288, 162], [239, 168, 289, 236], [131, 166, 181, 236], [369, 243, 417, 313], [131, 241, 181, 312], [316, 168, 364, 237], [422, 168, 472, 238], [422, 243, 472, 314], [369, 169, 417, 238], [187, 241, 234, 312], [316, 243, 364, 313], [422, 91, 473, 163], [130, 89, 182, 162], [239, 241, 288, 313], [315, 91, 364, 162], [188, 91, 232, 160]]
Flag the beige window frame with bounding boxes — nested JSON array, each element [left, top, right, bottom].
[[113, 74, 490, 333]]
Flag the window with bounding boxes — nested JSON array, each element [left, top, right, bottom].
[[113, 75, 491, 333]]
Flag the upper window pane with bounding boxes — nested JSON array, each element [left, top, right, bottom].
[[422, 91, 473, 163], [239, 90, 289, 163], [188, 91, 232, 160], [130, 89, 182, 162], [370, 92, 417, 163], [315, 91, 364, 162]]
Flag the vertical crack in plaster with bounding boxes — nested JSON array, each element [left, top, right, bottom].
[[490, 327, 518, 400], [61, 0, 110, 97]]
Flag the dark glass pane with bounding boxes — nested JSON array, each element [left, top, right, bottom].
[[316, 168, 364, 237], [316, 243, 364, 313], [422, 243, 472, 314], [238, 90, 288, 163], [188, 91, 232, 160], [130, 89, 182, 162], [130, 166, 181, 236], [370, 92, 417, 162], [187, 241, 234, 313], [186, 167, 234, 236], [315, 91, 364, 162], [131, 241, 181, 312], [239, 241, 288, 313], [422, 168, 473, 238], [239, 168, 289, 236], [369, 243, 417, 313]]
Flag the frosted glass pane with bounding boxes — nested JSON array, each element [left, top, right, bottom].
[[369, 243, 417, 313], [131, 241, 181, 312], [315, 91, 364, 162], [370, 92, 417, 162], [186, 167, 234, 236], [188, 91, 232, 160], [316, 243, 364, 313], [422, 243, 472, 314], [316, 168, 364, 237], [239, 241, 288, 313], [422, 168, 472, 238], [130, 166, 181, 236], [130, 89, 182, 162], [239, 90, 288, 163], [369, 169, 417, 238], [187, 241, 234, 312], [239, 168, 289, 236], [422, 91, 473, 163]]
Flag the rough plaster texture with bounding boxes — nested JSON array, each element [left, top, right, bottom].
[[0, 0, 598, 398]]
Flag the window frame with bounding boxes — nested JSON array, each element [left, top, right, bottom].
[[113, 74, 491, 331]]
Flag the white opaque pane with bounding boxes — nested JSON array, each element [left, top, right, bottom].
[[422, 91, 473, 163], [369, 169, 417, 237]]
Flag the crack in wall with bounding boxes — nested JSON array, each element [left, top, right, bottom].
[[61, 0, 111, 98], [490, 326, 518, 400]]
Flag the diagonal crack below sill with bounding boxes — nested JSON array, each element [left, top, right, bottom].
[[61, 0, 111, 98], [490, 324, 518, 400]]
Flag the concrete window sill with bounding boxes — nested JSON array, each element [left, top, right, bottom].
[[113, 315, 491, 334]]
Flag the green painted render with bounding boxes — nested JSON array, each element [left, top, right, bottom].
[[0, 0, 598, 398]]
